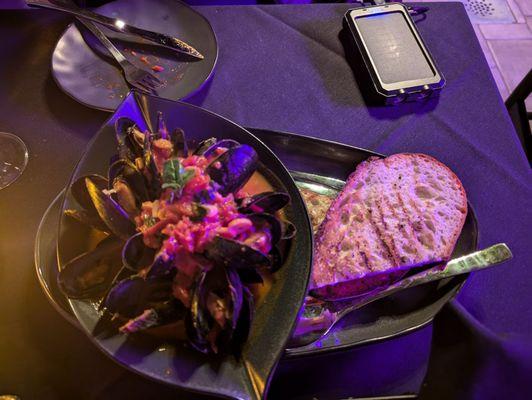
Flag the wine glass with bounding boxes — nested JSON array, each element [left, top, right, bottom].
[[0, 132, 28, 190]]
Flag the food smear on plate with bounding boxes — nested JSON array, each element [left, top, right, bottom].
[[310, 153, 467, 301], [58, 113, 295, 355]]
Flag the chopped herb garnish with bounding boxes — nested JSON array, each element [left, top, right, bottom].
[[162, 159, 195, 199]]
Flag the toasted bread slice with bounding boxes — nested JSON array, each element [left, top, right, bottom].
[[310, 153, 467, 300]]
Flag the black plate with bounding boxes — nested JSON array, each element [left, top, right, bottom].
[[52, 0, 217, 111], [55, 92, 312, 400]]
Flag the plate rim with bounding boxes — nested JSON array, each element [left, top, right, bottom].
[[50, 0, 219, 112]]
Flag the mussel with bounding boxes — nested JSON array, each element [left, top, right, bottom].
[[122, 232, 156, 272], [58, 236, 124, 299], [85, 176, 136, 240], [192, 137, 217, 156], [114, 117, 144, 162], [186, 265, 247, 354], [103, 275, 173, 318], [207, 145, 258, 196], [108, 159, 150, 214], [170, 128, 188, 157], [63, 208, 109, 233], [202, 139, 240, 158], [239, 191, 290, 215]]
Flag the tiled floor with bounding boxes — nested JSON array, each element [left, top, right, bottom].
[[411, 0, 532, 108]]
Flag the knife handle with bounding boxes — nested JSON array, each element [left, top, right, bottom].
[[27, 0, 117, 26]]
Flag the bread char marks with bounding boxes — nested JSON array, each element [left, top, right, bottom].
[[311, 153, 468, 297]]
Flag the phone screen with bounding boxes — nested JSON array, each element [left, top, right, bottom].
[[354, 12, 435, 84]]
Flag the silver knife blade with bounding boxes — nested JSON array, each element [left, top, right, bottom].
[[27, 0, 204, 60], [289, 243, 512, 348]]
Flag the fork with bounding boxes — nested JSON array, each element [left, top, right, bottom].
[[76, 17, 163, 94]]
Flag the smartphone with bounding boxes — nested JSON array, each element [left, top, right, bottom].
[[345, 4, 444, 104]]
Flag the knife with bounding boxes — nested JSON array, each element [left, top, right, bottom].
[[26, 0, 204, 60], [289, 243, 513, 348]]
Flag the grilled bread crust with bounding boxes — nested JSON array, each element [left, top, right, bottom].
[[311, 153, 467, 299]]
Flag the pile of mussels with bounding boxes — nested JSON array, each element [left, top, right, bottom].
[[58, 113, 294, 354]]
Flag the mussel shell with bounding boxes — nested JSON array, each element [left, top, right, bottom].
[[205, 237, 271, 270], [202, 139, 240, 158], [122, 233, 156, 272], [70, 174, 108, 218], [192, 137, 217, 155], [281, 220, 297, 240], [239, 192, 290, 215], [187, 265, 244, 354], [142, 133, 163, 199], [118, 299, 187, 334], [114, 117, 143, 161], [205, 237, 269, 284], [268, 245, 283, 273], [58, 236, 124, 299], [156, 111, 169, 140], [170, 128, 188, 157], [64, 208, 110, 233], [86, 176, 136, 240], [103, 275, 173, 318], [146, 252, 176, 279], [247, 213, 282, 247], [230, 287, 254, 355], [108, 159, 150, 204], [207, 144, 258, 196]]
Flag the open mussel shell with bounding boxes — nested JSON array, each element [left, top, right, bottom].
[[192, 137, 217, 155], [281, 220, 296, 239], [239, 191, 290, 215], [103, 275, 173, 319], [118, 299, 187, 334], [187, 265, 244, 354], [205, 237, 270, 283], [202, 139, 240, 158], [58, 236, 124, 299], [114, 117, 144, 162], [86, 177, 136, 240], [170, 128, 188, 157], [64, 208, 110, 233], [70, 174, 108, 216], [207, 144, 258, 196], [247, 213, 282, 246], [156, 111, 169, 140], [122, 232, 156, 272], [268, 245, 284, 273], [147, 252, 176, 279], [108, 159, 150, 205], [230, 287, 254, 355], [141, 133, 163, 199]]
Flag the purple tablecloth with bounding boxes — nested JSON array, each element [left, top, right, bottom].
[[0, 3, 530, 399]]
